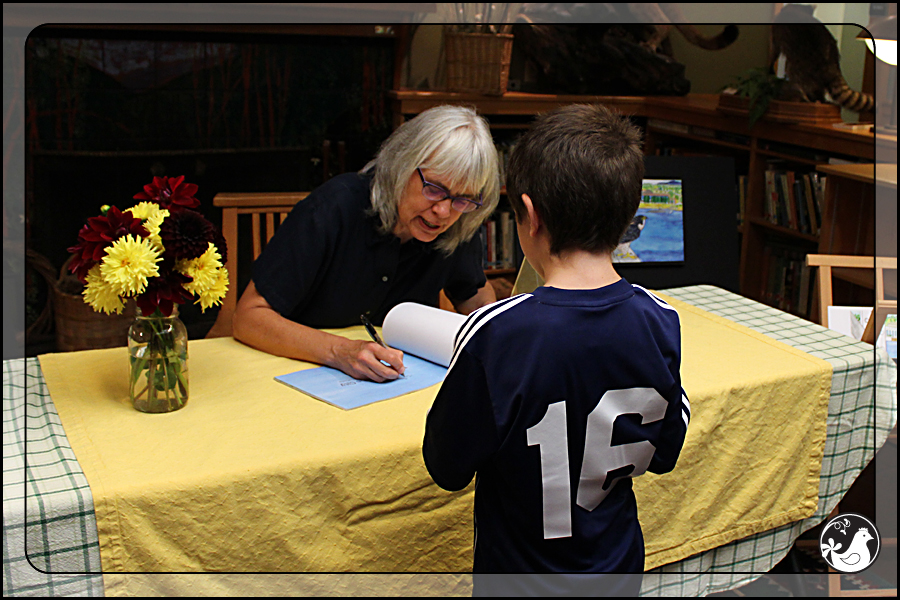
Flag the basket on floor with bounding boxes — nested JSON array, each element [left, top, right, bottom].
[[445, 32, 514, 95]]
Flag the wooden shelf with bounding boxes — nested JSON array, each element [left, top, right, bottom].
[[646, 127, 750, 153], [818, 163, 876, 184], [755, 149, 828, 166], [390, 92, 880, 314], [747, 217, 819, 244]]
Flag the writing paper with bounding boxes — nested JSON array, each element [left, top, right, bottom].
[[275, 303, 466, 409]]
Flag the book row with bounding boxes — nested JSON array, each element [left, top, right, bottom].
[[763, 169, 826, 237], [479, 210, 517, 271]]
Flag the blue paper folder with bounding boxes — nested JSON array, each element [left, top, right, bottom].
[[275, 354, 447, 409]]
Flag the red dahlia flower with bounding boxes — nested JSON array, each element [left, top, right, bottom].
[[135, 268, 194, 317], [133, 175, 200, 211], [66, 206, 148, 283], [158, 209, 220, 261]]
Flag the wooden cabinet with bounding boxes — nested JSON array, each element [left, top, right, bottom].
[[390, 91, 880, 316]]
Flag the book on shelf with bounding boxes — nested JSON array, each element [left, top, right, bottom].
[[763, 166, 822, 236], [494, 139, 518, 186], [716, 131, 751, 146], [480, 210, 517, 271], [648, 118, 689, 134], [793, 179, 810, 235], [779, 171, 797, 230], [802, 175, 819, 235], [759, 242, 814, 317], [764, 168, 781, 226], [689, 125, 717, 139]]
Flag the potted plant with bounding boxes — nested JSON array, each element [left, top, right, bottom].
[[718, 68, 841, 127]]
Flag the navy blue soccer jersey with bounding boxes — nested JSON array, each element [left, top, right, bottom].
[[423, 279, 690, 573]]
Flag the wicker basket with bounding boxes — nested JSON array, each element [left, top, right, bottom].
[[53, 255, 135, 352], [445, 32, 514, 95]]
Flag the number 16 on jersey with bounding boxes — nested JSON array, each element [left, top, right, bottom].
[[526, 388, 669, 540]]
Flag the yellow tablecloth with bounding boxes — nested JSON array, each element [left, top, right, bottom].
[[39, 301, 831, 573], [636, 295, 830, 568]]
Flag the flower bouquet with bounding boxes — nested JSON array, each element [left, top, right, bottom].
[[66, 176, 229, 413]]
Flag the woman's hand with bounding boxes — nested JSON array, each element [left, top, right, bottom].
[[330, 339, 406, 382]]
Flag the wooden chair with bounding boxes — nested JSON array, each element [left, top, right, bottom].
[[206, 140, 352, 337], [205, 192, 309, 338], [806, 254, 897, 344]]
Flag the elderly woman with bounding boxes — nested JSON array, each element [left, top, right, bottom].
[[232, 105, 500, 381]]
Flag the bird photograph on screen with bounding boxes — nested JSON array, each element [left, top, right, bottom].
[[613, 178, 685, 264]]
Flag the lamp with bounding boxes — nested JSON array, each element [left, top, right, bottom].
[[858, 11, 898, 133], [857, 14, 897, 66]]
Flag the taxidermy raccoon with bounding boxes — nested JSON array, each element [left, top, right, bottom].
[[771, 4, 874, 112]]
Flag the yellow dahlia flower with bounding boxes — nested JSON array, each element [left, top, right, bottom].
[[196, 267, 229, 312], [83, 264, 126, 314], [129, 201, 169, 251], [99, 234, 161, 297], [177, 243, 223, 295]]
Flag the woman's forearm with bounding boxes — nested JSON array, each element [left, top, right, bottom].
[[232, 280, 404, 381], [233, 302, 343, 365]]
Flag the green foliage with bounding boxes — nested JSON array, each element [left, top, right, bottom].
[[722, 68, 787, 128]]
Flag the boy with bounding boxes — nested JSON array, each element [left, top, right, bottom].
[[423, 104, 690, 596]]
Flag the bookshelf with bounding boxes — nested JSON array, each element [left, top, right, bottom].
[[389, 91, 879, 317]]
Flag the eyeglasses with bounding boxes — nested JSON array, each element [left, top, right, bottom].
[[417, 168, 483, 213]]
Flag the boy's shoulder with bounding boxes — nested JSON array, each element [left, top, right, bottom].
[[628, 284, 679, 315], [451, 282, 680, 358], [452, 293, 537, 356]]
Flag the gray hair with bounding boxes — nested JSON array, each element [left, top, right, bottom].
[[361, 105, 500, 255]]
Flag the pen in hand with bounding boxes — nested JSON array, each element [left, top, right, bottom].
[[360, 314, 405, 378]]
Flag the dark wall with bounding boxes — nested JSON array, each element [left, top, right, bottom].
[[25, 28, 395, 341], [616, 155, 740, 293]]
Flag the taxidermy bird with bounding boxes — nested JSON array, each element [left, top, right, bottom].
[[613, 215, 647, 262], [620, 215, 647, 246], [821, 527, 875, 573], [771, 4, 874, 112]]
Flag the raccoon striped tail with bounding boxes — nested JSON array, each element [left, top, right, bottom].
[[829, 81, 874, 112]]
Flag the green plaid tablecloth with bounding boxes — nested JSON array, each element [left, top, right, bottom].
[[641, 285, 897, 597], [3, 358, 103, 597], [3, 285, 896, 597]]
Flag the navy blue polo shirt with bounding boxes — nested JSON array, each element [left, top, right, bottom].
[[252, 172, 487, 328]]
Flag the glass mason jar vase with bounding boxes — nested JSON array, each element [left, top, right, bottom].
[[127, 311, 189, 413]]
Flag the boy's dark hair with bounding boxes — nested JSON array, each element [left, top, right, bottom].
[[506, 104, 644, 255]]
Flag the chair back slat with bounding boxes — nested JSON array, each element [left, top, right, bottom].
[[206, 191, 310, 338], [266, 213, 276, 245], [251, 213, 262, 260]]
